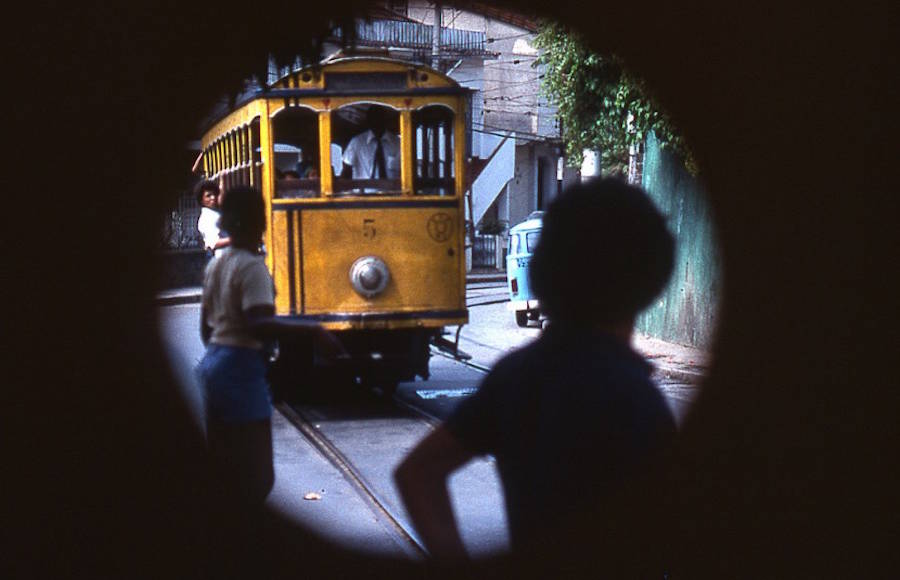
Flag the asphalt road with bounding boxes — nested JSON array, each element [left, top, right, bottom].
[[155, 283, 697, 558], [156, 298, 511, 558]]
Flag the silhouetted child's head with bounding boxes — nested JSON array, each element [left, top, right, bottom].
[[530, 178, 675, 328], [218, 186, 266, 248]]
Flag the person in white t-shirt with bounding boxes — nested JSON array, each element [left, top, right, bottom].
[[197, 185, 346, 508], [341, 107, 400, 182], [195, 180, 230, 258]]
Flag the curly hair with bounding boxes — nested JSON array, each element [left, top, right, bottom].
[[193, 179, 220, 205], [529, 178, 675, 326]]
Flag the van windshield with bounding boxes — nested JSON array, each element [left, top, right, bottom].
[[526, 231, 540, 253]]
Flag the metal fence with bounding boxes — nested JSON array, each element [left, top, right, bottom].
[[159, 191, 203, 251], [343, 20, 488, 55], [472, 234, 499, 269]]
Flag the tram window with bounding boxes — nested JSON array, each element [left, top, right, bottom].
[[271, 107, 320, 198], [332, 104, 402, 195], [412, 105, 455, 196]]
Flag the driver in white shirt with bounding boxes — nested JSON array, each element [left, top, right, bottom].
[[341, 107, 400, 182]]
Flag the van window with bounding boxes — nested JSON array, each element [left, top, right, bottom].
[[526, 231, 540, 253], [508, 233, 520, 255]]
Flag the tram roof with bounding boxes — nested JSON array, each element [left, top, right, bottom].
[[275, 56, 462, 85], [201, 56, 470, 137], [266, 56, 468, 96]]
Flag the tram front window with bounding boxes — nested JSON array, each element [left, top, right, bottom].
[[333, 104, 401, 194]]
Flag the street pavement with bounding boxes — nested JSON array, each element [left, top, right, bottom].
[[156, 272, 710, 559]]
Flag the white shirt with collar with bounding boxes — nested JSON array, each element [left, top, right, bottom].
[[197, 206, 226, 258], [342, 129, 401, 179]]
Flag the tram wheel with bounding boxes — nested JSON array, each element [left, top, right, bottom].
[[515, 310, 529, 327]]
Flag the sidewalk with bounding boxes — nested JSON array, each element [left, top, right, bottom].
[[632, 333, 709, 386]]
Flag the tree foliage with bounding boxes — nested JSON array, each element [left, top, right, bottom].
[[534, 22, 696, 175]]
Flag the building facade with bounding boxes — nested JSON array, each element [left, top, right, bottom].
[[402, 2, 579, 234]]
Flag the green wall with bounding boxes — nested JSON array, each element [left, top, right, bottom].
[[637, 132, 721, 348]]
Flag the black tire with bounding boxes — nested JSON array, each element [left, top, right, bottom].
[[515, 310, 529, 327]]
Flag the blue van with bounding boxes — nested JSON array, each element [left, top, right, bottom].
[[506, 211, 544, 327]]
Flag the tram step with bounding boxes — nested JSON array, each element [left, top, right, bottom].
[[432, 336, 473, 360]]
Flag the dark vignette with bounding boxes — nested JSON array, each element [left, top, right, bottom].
[[6, 0, 896, 578]]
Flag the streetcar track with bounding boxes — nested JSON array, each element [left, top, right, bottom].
[[430, 346, 492, 374], [466, 298, 510, 307], [277, 321, 693, 558], [392, 395, 442, 426], [275, 402, 428, 560]]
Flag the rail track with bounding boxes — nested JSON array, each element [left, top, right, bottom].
[[465, 281, 509, 308], [275, 401, 429, 559], [272, 346, 496, 558]]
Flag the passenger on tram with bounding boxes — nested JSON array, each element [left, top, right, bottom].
[[195, 179, 230, 259], [294, 145, 319, 179], [340, 107, 400, 180], [394, 178, 678, 563]]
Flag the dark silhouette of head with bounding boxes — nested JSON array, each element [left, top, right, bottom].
[[366, 106, 388, 137], [529, 178, 675, 328], [218, 186, 266, 249]]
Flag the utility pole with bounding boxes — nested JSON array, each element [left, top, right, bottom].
[[432, 2, 442, 71]]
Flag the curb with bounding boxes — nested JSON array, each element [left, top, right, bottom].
[[155, 294, 202, 306]]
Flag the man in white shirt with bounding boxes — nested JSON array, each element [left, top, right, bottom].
[[341, 107, 400, 183]]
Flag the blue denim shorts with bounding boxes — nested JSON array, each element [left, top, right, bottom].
[[196, 344, 272, 423]]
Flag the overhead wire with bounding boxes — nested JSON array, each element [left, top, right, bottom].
[[470, 123, 560, 143], [484, 30, 535, 43], [449, 73, 547, 86]]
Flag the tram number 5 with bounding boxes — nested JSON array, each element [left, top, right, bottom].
[[362, 218, 376, 239]]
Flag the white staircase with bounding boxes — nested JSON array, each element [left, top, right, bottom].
[[467, 132, 515, 227]]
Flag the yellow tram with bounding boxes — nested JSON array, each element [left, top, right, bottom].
[[198, 56, 469, 393]]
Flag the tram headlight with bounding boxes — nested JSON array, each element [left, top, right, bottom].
[[349, 256, 390, 298]]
